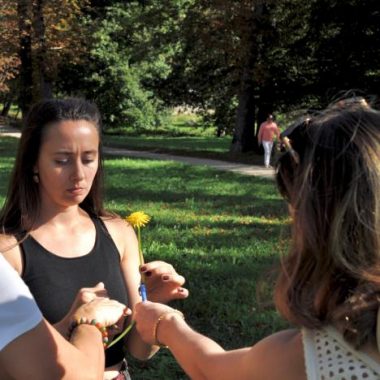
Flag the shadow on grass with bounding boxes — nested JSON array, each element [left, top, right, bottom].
[[105, 158, 285, 218]]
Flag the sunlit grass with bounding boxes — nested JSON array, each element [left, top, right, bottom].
[[0, 136, 290, 379]]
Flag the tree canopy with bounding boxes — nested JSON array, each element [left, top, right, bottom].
[[1, 0, 379, 151]]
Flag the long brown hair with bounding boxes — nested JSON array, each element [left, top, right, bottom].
[[275, 98, 380, 348], [0, 98, 108, 235]]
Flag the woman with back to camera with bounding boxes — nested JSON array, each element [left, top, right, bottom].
[[0, 98, 189, 379], [134, 97, 380, 379]]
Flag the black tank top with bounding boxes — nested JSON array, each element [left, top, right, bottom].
[[20, 217, 129, 367]]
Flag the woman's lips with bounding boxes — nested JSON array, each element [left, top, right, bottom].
[[67, 187, 85, 195]]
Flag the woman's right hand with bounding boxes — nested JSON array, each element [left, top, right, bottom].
[[73, 298, 130, 327]]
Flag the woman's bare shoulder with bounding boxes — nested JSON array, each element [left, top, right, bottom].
[[245, 329, 306, 380], [101, 214, 135, 235], [101, 215, 138, 256], [0, 233, 18, 249]]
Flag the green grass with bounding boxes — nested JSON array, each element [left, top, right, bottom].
[[0, 136, 290, 379], [104, 135, 230, 153], [103, 113, 269, 165], [103, 112, 229, 157], [106, 112, 216, 138]]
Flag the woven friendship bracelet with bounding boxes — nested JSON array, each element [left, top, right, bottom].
[[153, 310, 185, 348], [68, 317, 109, 349]]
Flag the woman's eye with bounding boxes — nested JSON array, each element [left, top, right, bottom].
[[55, 159, 69, 165], [83, 158, 95, 164]]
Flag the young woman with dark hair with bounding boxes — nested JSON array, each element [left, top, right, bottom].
[[0, 98, 189, 379]]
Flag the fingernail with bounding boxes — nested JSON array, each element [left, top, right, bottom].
[[162, 275, 169, 281], [140, 265, 147, 272], [145, 271, 152, 277]]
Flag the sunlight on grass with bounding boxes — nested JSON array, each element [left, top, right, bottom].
[[0, 137, 290, 380]]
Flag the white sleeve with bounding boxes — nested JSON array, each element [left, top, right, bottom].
[[0, 254, 43, 351]]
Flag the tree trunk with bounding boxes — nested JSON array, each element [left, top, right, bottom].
[[33, 0, 53, 100], [1, 100, 12, 117], [17, 0, 33, 118], [230, 3, 264, 154], [230, 71, 256, 153], [256, 84, 275, 134]]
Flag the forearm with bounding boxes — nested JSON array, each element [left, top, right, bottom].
[[0, 320, 105, 380], [126, 325, 159, 360], [54, 319, 70, 337], [159, 316, 226, 380], [69, 324, 105, 379]]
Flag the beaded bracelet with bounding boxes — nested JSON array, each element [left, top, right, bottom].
[[153, 310, 185, 348], [68, 317, 109, 349]]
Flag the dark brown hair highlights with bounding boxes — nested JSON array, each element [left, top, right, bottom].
[[274, 99, 380, 348], [0, 98, 106, 235]]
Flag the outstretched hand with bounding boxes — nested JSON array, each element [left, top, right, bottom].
[[74, 298, 130, 327], [140, 261, 189, 304]]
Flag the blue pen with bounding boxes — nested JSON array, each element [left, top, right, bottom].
[[139, 283, 147, 302]]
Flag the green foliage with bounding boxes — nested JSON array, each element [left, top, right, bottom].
[[84, 0, 193, 131], [105, 112, 215, 136], [81, 4, 163, 130]]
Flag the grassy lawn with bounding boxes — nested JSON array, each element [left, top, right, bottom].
[[104, 135, 231, 154], [103, 113, 267, 166], [103, 134, 267, 166], [0, 136, 290, 379]]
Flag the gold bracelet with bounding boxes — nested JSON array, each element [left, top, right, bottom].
[[153, 310, 185, 348]]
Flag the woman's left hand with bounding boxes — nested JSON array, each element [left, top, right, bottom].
[[140, 261, 189, 303]]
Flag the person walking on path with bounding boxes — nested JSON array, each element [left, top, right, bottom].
[[258, 114, 281, 168]]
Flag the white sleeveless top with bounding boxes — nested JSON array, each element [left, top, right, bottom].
[[302, 327, 380, 380]]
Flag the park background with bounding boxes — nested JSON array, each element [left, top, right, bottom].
[[0, 1, 379, 378]]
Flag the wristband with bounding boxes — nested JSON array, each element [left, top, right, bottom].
[[68, 317, 109, 349]]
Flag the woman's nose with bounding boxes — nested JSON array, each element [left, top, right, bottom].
[[71, 160, 85, 180]]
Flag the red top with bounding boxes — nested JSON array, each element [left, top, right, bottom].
[[258, 121, 280, 143]]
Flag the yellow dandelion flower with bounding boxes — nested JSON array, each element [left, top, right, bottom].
[[125, 211, 151, 228]]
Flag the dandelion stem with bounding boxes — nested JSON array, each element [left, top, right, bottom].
[[106, 321, 135, 349]]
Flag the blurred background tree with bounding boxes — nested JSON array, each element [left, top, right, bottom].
[[0, 0, 379, 151]]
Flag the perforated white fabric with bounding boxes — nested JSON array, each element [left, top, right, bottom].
[[302, 327, 380, 380]]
